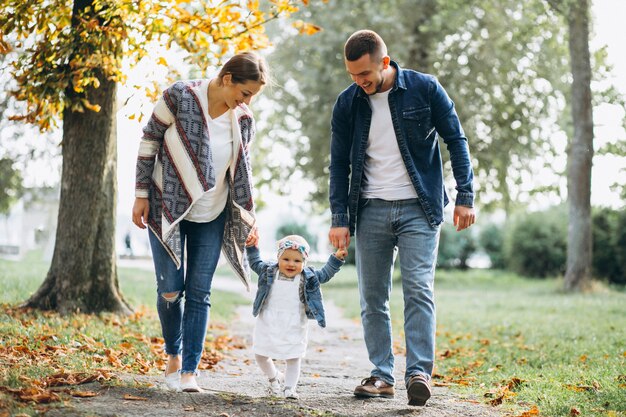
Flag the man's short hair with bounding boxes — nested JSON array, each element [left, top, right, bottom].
[[344, 30, 387, 62]]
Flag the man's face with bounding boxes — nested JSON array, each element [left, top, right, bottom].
[[345, 53, 386, 95]]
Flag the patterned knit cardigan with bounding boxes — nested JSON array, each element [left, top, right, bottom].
[[135, 79, 256, 290]]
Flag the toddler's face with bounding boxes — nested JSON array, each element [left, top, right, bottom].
[[278, 249, 305, 278]]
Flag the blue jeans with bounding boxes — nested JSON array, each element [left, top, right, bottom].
[[148, 212, 225, 374], [355, 198, 440, 386]]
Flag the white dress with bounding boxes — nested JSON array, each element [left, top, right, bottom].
[[252, 273, 308, 359]]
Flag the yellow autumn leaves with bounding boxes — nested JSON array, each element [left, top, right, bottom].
[[0, 0, 321, 131]]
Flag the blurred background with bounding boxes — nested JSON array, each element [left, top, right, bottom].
[[1, 0, 624, 284]]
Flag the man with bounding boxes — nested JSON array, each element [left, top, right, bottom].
[[328, 30, 476, 407]]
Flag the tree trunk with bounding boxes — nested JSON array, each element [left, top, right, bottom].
[[25, 0, 131, 314], [405, 0, 437, 73], [564, 0, 593, 291]]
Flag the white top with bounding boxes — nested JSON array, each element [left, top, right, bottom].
[[361, 89, 418, 200], [186, 82, 234, 222], [253, 273, 308, 359]]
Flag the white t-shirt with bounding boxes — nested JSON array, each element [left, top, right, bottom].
[[186, 82, 234, 222], [361, 89, 418, 200]]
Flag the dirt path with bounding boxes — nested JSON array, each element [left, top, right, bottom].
[[46, 274, 505, 417]]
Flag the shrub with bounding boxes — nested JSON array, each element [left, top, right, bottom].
[[612, 208, 626, 285], [275, 221, 317, 249], [479, 223, 506, 269], [592, 208, 624, 284], [437, 223, 477, 269], [506, 206, 567, 278]]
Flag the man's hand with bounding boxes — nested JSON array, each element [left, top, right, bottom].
[[132, 198, 150, 229], [328, 227, 350, 249], [453, 206, 476, 231]]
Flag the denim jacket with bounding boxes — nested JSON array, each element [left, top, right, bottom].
[[247, 246, 344, 328], [329, 61, 474, 234]]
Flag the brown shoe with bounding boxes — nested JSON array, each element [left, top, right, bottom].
[[406, 374, 432, 406], [354, 377, 395, 398]]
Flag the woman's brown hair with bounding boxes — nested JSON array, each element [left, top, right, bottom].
[[217, 51, 270, 85]]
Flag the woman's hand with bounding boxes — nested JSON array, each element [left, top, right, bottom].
[[132, 198, 150, 229]]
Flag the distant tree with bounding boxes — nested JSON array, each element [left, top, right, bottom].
[[0, 56, 23, 215], [0, 157, 22, 215], [0, 0, 315, 314], [547, 0, 594, 291], [259, 0, 573, 214]]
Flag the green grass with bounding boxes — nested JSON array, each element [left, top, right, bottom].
[[0, 251, 249, 416], [3, 254, 624, 416], [321, 264, 626, 417]]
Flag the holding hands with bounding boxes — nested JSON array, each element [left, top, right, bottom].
[[334, 247, 348, 260], [246, 227, 259, 247]]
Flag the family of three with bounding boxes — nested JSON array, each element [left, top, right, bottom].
[[131, 29, 475, 407]]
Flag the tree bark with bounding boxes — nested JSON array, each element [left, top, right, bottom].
[[564, 0, 593, 291], [25, 0, 131, 314], [405, 0, 437, 73]]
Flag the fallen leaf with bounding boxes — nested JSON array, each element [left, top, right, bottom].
[[122, 394, 148, 401], [70, 390, 99, 398], [518, 406, 541, 416], [570, 407, 581, 416]]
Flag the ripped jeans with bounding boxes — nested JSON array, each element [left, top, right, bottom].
[[147, 211, 225, 374]]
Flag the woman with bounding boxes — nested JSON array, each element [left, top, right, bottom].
[[132, 51, 267, 392]]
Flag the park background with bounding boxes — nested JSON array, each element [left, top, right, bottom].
[[1, 0, 625, 262], [0, 0, 625, 416]]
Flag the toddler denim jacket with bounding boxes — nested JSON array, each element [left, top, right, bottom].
[[246, 246, 344, 328]]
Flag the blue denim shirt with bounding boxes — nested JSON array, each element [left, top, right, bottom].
[[329, 61, 474, 233], [247, 246, 344, 328]]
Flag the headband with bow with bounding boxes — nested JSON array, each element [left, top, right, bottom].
[[277, 239, 309, 260]]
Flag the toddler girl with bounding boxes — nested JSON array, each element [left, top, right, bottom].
[[245, 234, 347, 399]]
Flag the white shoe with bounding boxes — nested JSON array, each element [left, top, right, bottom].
[[268, 371, 284, 395], [164, 371, 180, 391], [180, 374, 201, 393], [283, 387, 299, 400]]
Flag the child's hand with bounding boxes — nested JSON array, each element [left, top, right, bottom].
[[335, 247, 348, 260], [246, 227, 259, 247]]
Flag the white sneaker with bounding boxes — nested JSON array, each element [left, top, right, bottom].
[[180, 374, 201, 393], [164, 370, 181, 391], [283, 387, 299, 400], [268, 371, 284, 395]]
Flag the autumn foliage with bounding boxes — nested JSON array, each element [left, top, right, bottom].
[[0, 304, 244, 411], [0, 0, 322, 131]]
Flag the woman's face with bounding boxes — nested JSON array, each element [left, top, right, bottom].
[[277, 249, 305, 278], [223, 77, 263, 108]]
